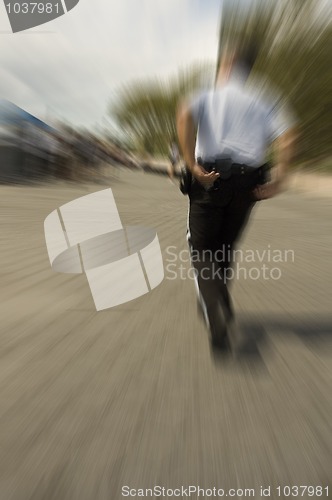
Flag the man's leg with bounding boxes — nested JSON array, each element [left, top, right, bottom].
[[221, 187, 256, 256], [187, 171, 258, 344], [219, 182, 258, 351], [188, 202, 232, 347]]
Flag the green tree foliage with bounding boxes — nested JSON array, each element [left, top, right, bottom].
[[110, 64, 214, 156]]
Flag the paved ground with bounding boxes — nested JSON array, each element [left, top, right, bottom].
[[0, 169, 331, 500]]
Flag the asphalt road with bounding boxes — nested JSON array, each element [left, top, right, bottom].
[[0, 169, 331, 500]]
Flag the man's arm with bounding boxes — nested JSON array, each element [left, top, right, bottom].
[[176, 101, 220, 186], [253, 127, 297, 199], [272, 127, 297, 185], [176, 101, 196, 170]]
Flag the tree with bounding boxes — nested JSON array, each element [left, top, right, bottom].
[[109, 63, 214, 156]]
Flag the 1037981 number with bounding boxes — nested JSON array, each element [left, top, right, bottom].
[[277, 486, 329, 497], [5, 3, 60, 14]]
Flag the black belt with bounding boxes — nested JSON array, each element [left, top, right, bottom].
[[196, 158, 271, 192], [179, 160, 271, 195], [198, 158, 262, 179]]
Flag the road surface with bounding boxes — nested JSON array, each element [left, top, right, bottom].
[[0, 169, 331, 499]]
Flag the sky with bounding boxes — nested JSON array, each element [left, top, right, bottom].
[[0, 0, 222, 129]]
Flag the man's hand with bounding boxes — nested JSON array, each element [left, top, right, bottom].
[[252, 128, 296, 201], [252, 181, 281, 200], [192, 163, 220, 187]]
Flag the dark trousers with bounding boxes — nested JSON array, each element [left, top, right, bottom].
[[187, 168, 262, 342]]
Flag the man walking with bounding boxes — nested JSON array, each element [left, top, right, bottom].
[[176, 43, 295, 355]]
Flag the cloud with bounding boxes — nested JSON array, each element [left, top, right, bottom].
[[0, 0, 221, 127]]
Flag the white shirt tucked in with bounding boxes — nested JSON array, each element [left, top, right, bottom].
[[190, 78, 293, 167]]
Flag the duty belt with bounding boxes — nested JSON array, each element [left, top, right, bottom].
[[179, 159, 271, 195], [196, 158, 271, 192], [197, 158, 262, 179]]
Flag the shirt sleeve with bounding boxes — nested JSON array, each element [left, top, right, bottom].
[[188, 91, 205, 126], [266, 98, 297, 142]]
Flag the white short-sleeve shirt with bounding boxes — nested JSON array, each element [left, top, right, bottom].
[[189, 76, 294, 167]]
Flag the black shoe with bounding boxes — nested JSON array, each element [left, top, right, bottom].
[[210, 335, 231, 363], [211, 335, 231, 351]]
